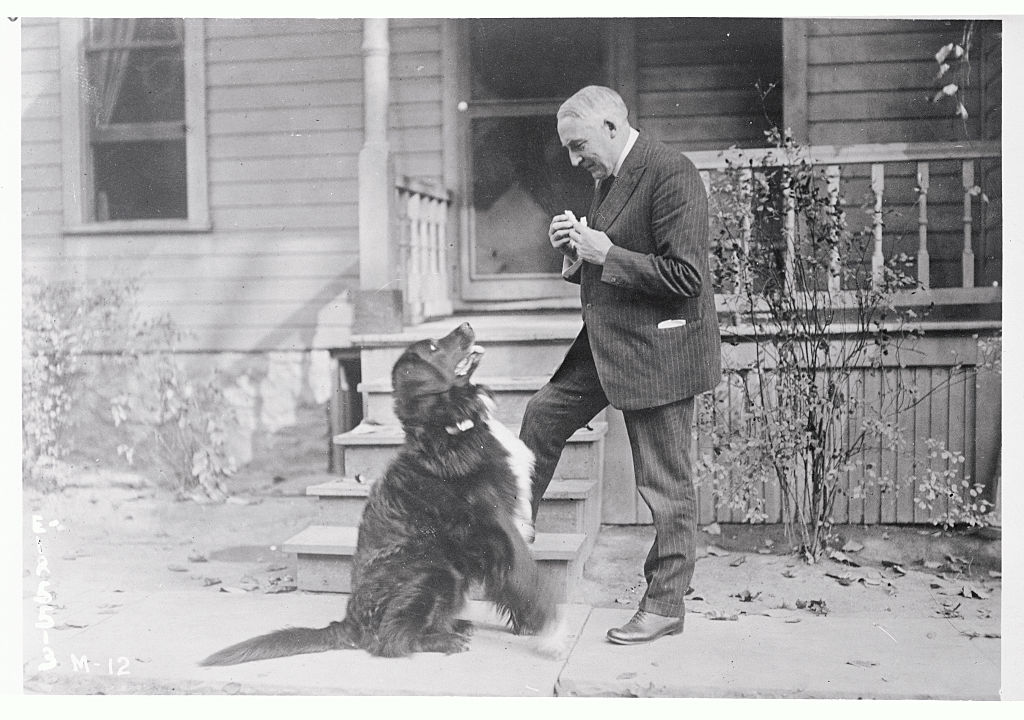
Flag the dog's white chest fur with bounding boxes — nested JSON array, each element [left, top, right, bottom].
[[481, 396, 535, 543]]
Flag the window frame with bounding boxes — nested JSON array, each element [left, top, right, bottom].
[[59, 17, 210, 234]]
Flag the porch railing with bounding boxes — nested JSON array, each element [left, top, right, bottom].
[[395, 177, 453, 325], [688, 140, 1002, 309]]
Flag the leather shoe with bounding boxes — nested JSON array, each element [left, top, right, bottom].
[[606, 610, 685, 645]]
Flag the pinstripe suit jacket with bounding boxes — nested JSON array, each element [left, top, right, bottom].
[[564, 133, 722, 410]]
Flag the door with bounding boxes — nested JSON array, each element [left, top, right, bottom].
[[455, 19, 612, 301]]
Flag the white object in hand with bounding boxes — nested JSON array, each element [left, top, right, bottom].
[[564, 210, 586, 250]]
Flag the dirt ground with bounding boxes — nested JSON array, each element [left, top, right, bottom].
[[23, 463, 1002, 652]]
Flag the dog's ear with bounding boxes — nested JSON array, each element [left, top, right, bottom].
[[392, 352, 447, 398]]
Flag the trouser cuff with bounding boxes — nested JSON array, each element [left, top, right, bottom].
[[638, 596, 686, 618]]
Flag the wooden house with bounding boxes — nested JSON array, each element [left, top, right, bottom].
[[22, 17, 1001, 552]]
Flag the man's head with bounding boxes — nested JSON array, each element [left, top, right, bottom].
[[556, 86, 631, 180]]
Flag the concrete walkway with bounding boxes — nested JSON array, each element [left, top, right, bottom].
[[23, 589, 1001, 698]]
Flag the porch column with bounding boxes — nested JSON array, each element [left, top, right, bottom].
[[353, 18, 402, 333]]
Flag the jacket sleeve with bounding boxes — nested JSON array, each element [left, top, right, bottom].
[[599, 156, 709, 299]]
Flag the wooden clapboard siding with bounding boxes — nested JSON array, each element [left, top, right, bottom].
[[980, 24, 1001, 140], [207, 56, 363, 86], [805, 19, 1000, 145], [202, 19, 362, 351], [21, 87, 60, 120], [808, 61, 936, 93], [389, 18, 444, 183], [205, 21, 360, 59], [21, 19, 63, 251], [53, 237, 358, 285], [210, 178, 358, 208], [22, 18, 366, 352], [636, 18, 782, 151], [808, 89, 979, 122], [210, 82, 363, 113], [207, 106, 363, 135], [809, 119, 980, 145]]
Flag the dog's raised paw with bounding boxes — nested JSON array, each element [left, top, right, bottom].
[[530, 614, 571, 659]]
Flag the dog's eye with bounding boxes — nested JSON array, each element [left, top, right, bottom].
[[428, 342, 438, 352]]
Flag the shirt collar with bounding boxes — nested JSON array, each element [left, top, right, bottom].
[[612, 127, 640, 177]]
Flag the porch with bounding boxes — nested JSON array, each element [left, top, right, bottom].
[[296, 137, 1003, 601], [347, 137, 1002, 517]]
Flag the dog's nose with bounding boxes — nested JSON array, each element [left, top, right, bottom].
[[457, 322, 473, 334]]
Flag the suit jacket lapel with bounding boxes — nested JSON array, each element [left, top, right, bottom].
[[592, 134, 650, 230]]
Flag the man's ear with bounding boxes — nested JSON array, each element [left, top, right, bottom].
[[604, 119, 617, 137]]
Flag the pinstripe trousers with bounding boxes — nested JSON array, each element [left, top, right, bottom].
[[520, 326, 697, 617]]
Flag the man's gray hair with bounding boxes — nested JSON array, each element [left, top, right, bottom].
[[557, 85, 629, 125]]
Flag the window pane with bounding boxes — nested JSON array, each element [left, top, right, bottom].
[[469, 19, 605, 101], [87, 47, 185, 124], [132, 18, 183, 42], [472, 116, 593, 275], [93, 140, 187, 220]]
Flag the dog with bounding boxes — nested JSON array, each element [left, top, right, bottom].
[[200, 322, 565, 664]]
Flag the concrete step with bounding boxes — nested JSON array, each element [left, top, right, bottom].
[[360, 375, 547, 425], [283, 525, 587, 601], [308, 477, 601, 544], [352, 313, 582, 387], [334, 421, 607, 483]]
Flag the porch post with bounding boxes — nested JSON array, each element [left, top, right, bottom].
[[353, 18, 403, 334]]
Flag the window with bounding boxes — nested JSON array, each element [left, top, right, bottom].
[[60, 18, 209, 232]]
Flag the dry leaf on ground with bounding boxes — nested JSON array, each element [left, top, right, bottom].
[[829, 550, 860, 566], [960, 630, 1000, 640], [847, 660, 879, 669], [796, 599, 830, 615], [730, 589, 761, 602], [961, 584, 991, 600], [826, 571, 855, 586], [705, 609, 739, 621]]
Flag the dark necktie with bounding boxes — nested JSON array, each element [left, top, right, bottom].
[[589, 174, 615, 219], [597, 174, 615, 206]]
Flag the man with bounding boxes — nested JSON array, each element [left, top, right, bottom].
[[520, 86, 721, 645]]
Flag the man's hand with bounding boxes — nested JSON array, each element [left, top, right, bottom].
[[548, 212, 578, 258], [568, 223, 613, 265]]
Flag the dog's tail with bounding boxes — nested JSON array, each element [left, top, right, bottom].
[[200, 620, 357, 666]]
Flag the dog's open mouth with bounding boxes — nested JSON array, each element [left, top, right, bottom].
[[454, 344, 484, 378]]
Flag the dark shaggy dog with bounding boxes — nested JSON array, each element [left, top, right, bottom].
[[200, 322, 564, 664]]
